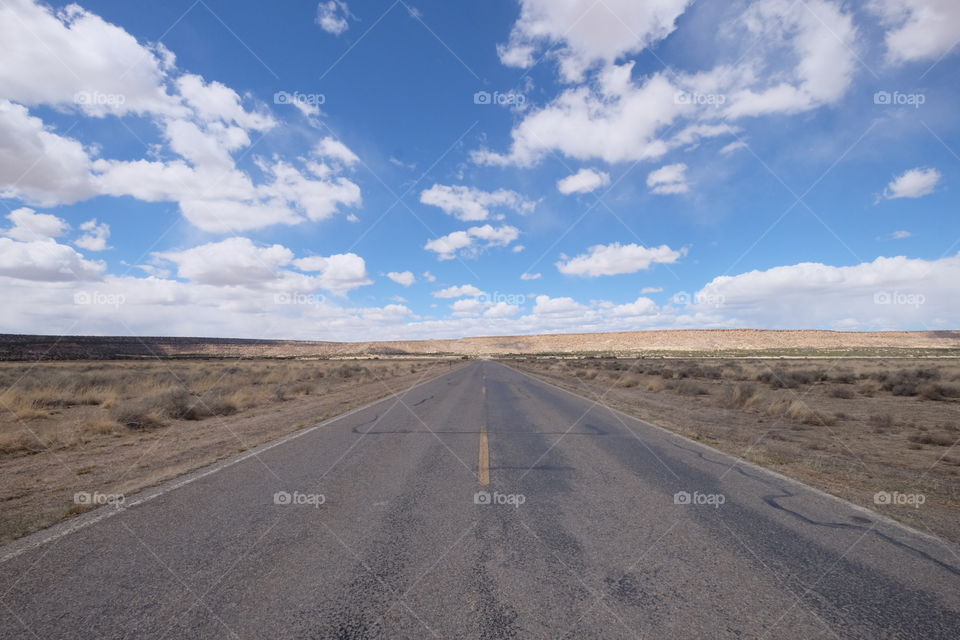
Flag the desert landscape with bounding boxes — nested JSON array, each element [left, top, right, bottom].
[[2, 329, 959, 359]]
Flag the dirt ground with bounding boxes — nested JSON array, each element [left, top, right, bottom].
[[0, 358, 464, 543], [503, 357, 960, 544]]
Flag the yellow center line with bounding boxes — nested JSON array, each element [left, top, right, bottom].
[[478, 424, 490, 486]]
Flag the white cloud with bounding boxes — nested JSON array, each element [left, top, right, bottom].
[[315, 137, 360, 166], [646, 162, 689, 195], [498, 0, 693, 82], [75, 219, 110, 251], [695, 254, 960, 329], [0, 0, 181, 117], [317, 1, 351, 35], [292, 252, 372, 294], [484, 302, 521, 318], [433, 284, 485, 299], [478, 0, 859, 167], [420, 184, 535, 221], [424, 224, 520, 260], [473, 67, 680, 167], [532, 295, 587, 317], [882, 167, 941, 200], [610, 296, 658, 317], [3, 207, 68, 241], [0, 236, 104, 282], [159, 237, 294, 287], [451, 298, 487, 317], [722, 0, 858, 118], [422, 271, 437, 282], [719, 140, 747, 155], [520, 272, 541, 280], [869, 0, 960, 64], [175, 74, 275, 131], [0, 100, 97, 206], [155, 237, 370, 295], [387, 270, 416, 286], [0, 1, 361, 234], [891, 230, 912, 239], [557, 168, 611, 195], [424, 230, 472, 261], [557, 242, 685, 277]]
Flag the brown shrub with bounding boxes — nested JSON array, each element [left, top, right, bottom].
[[909, 432, 955, 446], [829, 387, 855, 399]]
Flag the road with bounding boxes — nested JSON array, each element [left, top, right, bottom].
[[1, 361, 959, 638]]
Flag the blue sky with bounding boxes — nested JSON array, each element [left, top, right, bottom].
[[0, 0, 958, 340]]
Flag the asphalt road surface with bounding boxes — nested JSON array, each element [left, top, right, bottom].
[[2, 361, 959, 639]]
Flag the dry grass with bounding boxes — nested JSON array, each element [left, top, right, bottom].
[[0, 359, 420, 456]]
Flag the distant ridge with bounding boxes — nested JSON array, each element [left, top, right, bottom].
[[1, 330, 958, 360]]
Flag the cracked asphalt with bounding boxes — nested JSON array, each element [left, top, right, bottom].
[[1, 360, 958, 638]]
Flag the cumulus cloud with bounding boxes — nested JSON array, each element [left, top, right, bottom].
[[0, 100, 97, 206], [420, 184, 535, 221], [532, 295, 588, 317], [477, 0, 858, 167], [424, 224, 520, 260], [609, 296, 658, 317], [316, 1, 352, 36], [0, 0, 181, 117], [520, 272, 541, 280], [3, 207, 68, 242], [75, 219, 110, 251], [315, 137, 360, 166], [387, 271, 416, 286], [0, 236, 104, 282], [722, 0, 858, 118], [646, 162, 689, 195], [158, 237, 294, 287], [497, 0, 693, 82], [433, 284, 485, 298], [882, 167, 941, 200], [292, 252, 372, 294], [0, 1, 361, 234], [557, 168, 611, 194], [557, 242, 685, 277], [155, 237, 370, 295], [695, 254, 960, 329], [869, 0, 960, 64]]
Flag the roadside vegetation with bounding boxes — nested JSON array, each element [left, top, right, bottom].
[[506, 357, 960, 543]]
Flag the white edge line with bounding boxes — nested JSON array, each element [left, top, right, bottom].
[[0, 364, 465, 564], [496, 361, 960, 557]]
